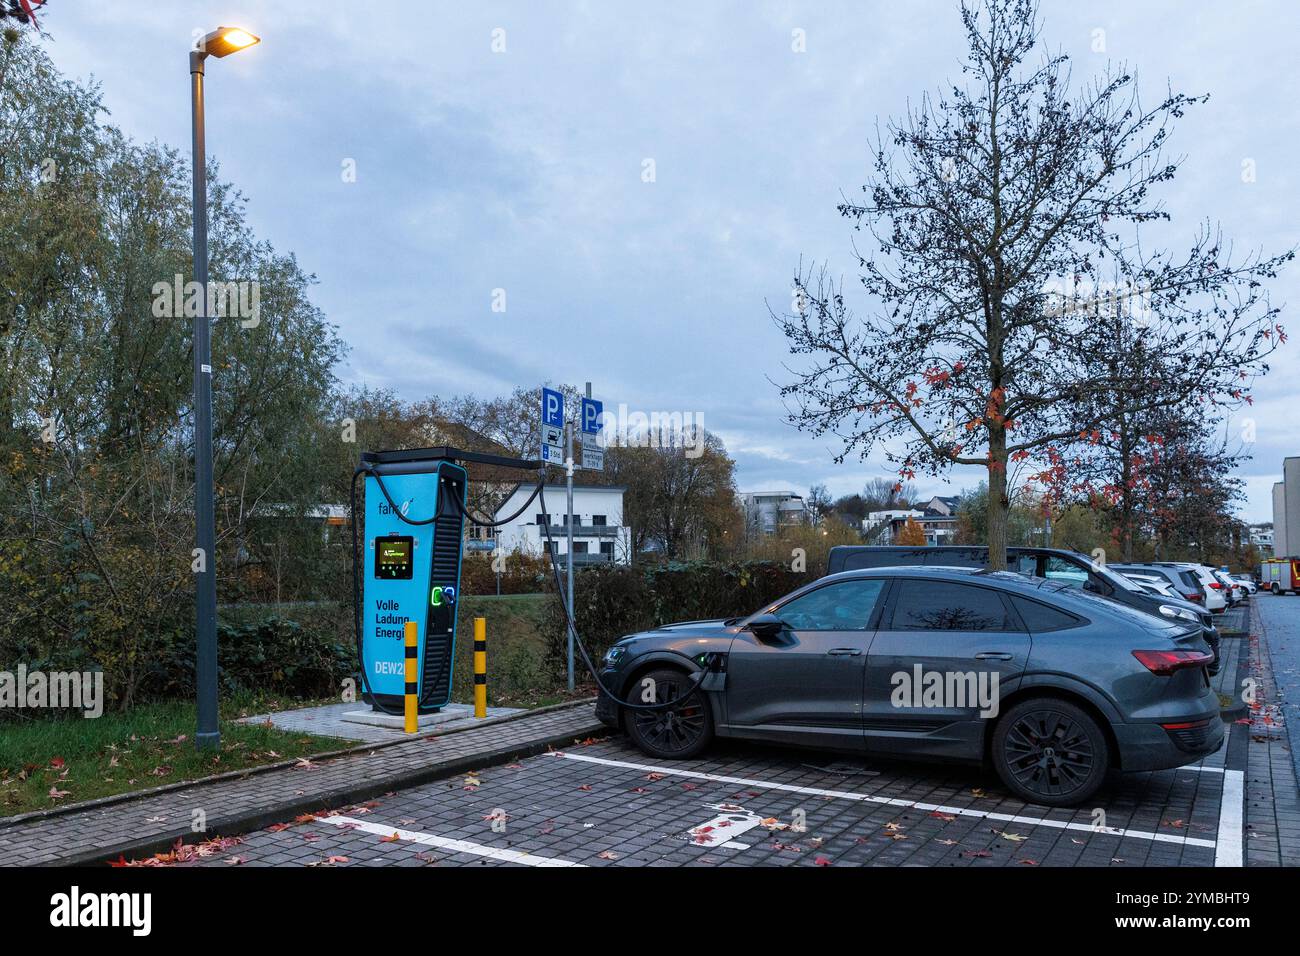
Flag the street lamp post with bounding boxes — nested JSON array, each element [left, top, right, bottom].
[[189, 26, 260, 752]]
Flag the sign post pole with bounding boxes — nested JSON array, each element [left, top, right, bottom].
[[566, 412, 576, 692]]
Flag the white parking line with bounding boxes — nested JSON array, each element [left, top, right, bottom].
[[548, 752, 1218, 850], [318, 815, 586, 867], [1214, 769, 1245, 867]]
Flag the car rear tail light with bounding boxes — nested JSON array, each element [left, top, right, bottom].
[[1132, 649, 1214, 675], [1185, 592, 1203, 602], [1208, 581, 1223, 590], [1160, 718, 1212, 730]]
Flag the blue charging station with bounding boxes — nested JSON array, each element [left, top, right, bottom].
[[357, 449, 469, 713]]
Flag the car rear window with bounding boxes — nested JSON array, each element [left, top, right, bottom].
[[1008, 595, 1083, 633]]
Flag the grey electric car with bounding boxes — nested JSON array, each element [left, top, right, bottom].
[[594, 567, 1222, 806]]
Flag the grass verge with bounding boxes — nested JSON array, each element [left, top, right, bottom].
[[0, 698, 356, 818]]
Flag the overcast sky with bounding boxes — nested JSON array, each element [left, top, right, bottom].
[[39, 1, 1299, 522]]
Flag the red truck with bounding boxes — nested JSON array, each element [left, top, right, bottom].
[[1261, 557, 1300, 595]]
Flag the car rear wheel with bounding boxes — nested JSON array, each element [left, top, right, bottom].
[[624, 667, 714, 760], [992, 698, 1110, 807]]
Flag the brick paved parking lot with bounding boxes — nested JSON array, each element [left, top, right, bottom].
[[163, 605, 1300, 872], [178, 726, 1242, 868], [17, 598, 1296, 871]]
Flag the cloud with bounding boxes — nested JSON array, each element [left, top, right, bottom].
[[41, 0, 1300, 522]]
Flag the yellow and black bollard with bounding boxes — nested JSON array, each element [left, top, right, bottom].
[[473, 616, 487, 718], [404, 620, 418, 733]]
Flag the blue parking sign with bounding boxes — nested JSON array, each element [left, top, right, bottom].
[[581, 397, 603, 434], [541, 387, 564, 428]]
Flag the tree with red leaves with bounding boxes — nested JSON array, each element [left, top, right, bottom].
[[773, 0, 1290, 570]]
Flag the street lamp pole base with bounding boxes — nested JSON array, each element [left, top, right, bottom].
[[194, 731, 221, 751]]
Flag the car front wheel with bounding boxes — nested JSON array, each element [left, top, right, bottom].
[[624, 667, 714, 760], [992, 698, 1110, 807]]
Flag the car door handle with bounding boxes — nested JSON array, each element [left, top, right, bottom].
[[826, 647, 863, 656], [974, 652, 1014, 661]]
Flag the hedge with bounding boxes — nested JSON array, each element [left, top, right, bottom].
[[541, 560, 808, 680]]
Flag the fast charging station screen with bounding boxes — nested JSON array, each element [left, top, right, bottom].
[[374, 536, 414, 580]]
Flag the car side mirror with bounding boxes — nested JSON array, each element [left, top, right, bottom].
[[746, 613, 785, 641]]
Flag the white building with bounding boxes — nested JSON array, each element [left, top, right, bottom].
[[741, 491, 807, 535], [1274, 457, 1300, 558], [490, 483, 631, 567], [864, 506, 959, 546]]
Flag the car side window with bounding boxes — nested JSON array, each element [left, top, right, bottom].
[[1043, 556, 1089, 588], [846, 549, 930, 569], [923, 549, 982, 567], [1008, 595, 1083, 633], [1011, 553, 1039, 576], [774, 580, 886, 630], [889, 580, 1014, 632]]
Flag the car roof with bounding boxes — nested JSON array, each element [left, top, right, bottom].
[[816, 565, 1071, 596], [772, 566, 1174, 629]]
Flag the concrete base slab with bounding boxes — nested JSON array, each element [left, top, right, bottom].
[[342, 705, 477, 729], [237, 700, 524, 744]]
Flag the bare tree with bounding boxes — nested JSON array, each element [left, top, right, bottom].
[[773, 0, 1289, 569]]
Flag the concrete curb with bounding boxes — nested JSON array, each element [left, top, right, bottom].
[[0, 697, 598, 833], [1220, 664, 1249, 721]]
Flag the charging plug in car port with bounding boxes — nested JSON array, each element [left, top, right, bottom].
[[696, 652, 727, 692]]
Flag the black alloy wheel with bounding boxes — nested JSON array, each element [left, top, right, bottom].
[[624, 667, 714, 760], [993, 698, 1110, 806]]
